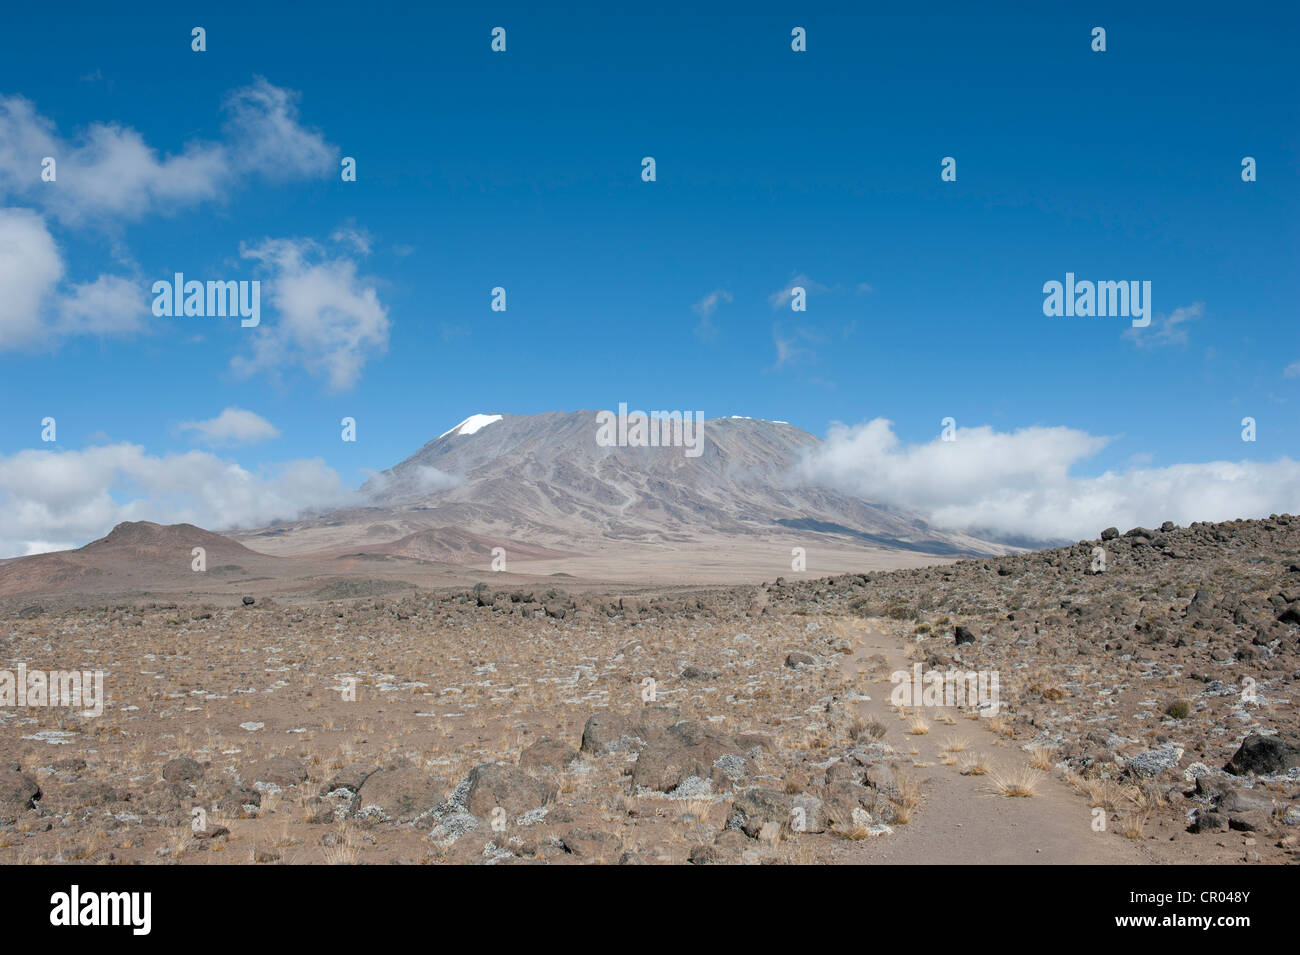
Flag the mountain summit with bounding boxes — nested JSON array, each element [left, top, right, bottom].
[[345, 410, 1002, 558]]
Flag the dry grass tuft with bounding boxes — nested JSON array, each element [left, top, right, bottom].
[[958, 754, 989, 776], [1118, 809, 1149, 839], [987, 715, 1015, 738], [941, 734, 970, 753], [991, 766, 1042, 797], [1027, 745, 1057, 771], [891, 771, 922, 824], [853, 714, 887, 741]]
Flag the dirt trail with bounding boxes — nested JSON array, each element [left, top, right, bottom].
[[835, 619, 1154, 865]]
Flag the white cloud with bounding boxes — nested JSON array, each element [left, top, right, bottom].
[[1123, 302, 1203, 349], [0, 96, 58, 196], [222, 78, 336, 182], [0, 443, 352, 558], [0, 207, 145, 349], [55, 274, 146, 336], [412, 466, 461, 492], [54, 125, 227, 224], [0, 95, 224, 224], [233, 235, 390, 390], [356, 465, 463, 499], [0, 78, 336, 224], [797, 417, 1300, 542], [0, 207, 63, 346], [1283, 360, 1300, 379], [178, 407, 281, 446], [0, 78, 338, 351]]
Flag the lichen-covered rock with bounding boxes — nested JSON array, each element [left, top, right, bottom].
[[356, 767, 446, 822]]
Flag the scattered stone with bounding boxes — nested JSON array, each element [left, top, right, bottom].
[[302, 797, 335, 824], [681, 664, 720, 680], [579, 707, 680, 755], [517, 738, 579, 772], [1228, 812, 1270, 833], [727, 788, 800, 838], [1125, 744, 1184, 778], [252, 756, 308, 789], [1225, 734, 1300, 776], [0, 771, 41, 810], [355, 767, 446, 823], [161, 757, 203, 783], [325, 764, 380, 795], [630, 721, 750, 793], [191, 825, 229, 840], [1187, 810, 1225, 834], [215, 785, 260, 815], [463, 763, 555, 818], [561, 828, 621, 859], [428, 812, 478, 846]]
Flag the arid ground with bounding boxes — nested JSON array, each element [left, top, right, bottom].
[[1, 514, 1297, 864]]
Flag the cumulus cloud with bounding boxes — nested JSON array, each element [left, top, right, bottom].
[[0, 207, 62, 345], [0, 96, 58, 195], [55, 274, 146, 336], [0, 78, 337, 351], [178, 407, 281, 446], [233, 234, 390, 390], [797, 418, 1300, 543], [0, 207, 145, 349], [0, 443, 352, 558], [0, 78, 336, 224]]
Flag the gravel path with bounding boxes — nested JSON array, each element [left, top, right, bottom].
[[838, 619, 1154, 865]]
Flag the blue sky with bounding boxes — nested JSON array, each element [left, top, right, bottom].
[[1, 1, 1297, 554]]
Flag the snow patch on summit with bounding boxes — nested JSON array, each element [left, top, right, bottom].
[[438, 414, 503, 439]]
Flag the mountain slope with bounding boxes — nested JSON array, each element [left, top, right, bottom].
[[348, 410, 1003, 556], [0, 521, 279, 597]]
